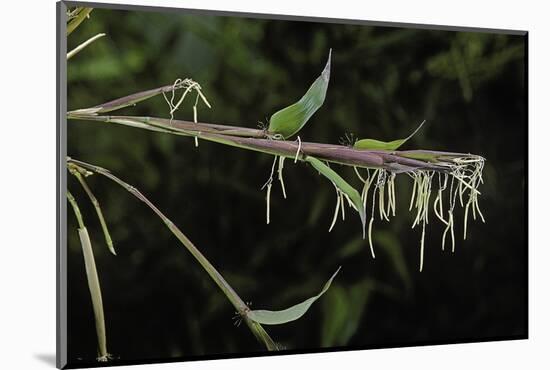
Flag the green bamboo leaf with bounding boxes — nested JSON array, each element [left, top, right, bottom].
[[306, 156, 366, 231], [268, 50, 331, 139], [67, 192, 109, 360], [67, 7, 93, 36], [354, 120, 426, 151], [246, 267, 341, 325], [78, 227, 109, 360]]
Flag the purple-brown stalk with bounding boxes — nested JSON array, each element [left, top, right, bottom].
[[68, 83, 486, 273], [68, 114, 477, 174]]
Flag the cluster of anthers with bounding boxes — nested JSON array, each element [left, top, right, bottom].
[[262, 148, 485, 272], [352, 155, 485, 271], [162, 78, 211, 147], [261, 137, 303, 224]]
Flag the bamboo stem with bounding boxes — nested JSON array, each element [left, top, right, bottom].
[[67, 82, 481, 173], [70, 169, 116, 255], [67, 158, 280, 351], [68, 114, 472, 173]]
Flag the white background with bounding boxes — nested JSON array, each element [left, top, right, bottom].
[[0, 0, 547, 369]]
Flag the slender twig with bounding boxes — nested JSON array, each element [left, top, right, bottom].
[[69, 81, 208, 116], [69, 167, 116, 255], [67, 157, 280, 351], [67, 33, 106, 60]]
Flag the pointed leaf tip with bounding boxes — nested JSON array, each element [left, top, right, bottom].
[[322, 49, 332, 82], [246, 266, 341, 325], [354, 120, 426, 151], [268, 50, 332, 139]]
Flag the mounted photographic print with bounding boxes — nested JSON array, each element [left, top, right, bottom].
[[56, 1, 528, 368]]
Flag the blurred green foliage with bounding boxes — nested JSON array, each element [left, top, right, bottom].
[[66, 6, 526, 365]]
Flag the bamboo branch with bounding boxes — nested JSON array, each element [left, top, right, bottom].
[[67, 83, 481, 174], [67, 7, 93, 36], [68, 113, 477, 173], [69, 168, 116, 255], [67, 158, 280, 351], [69, 80, 208, 116]]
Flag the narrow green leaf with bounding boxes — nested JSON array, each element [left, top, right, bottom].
[[67, 192, 109, 360], [306, 156, 366, 231], [78, 227, 109, 360], [268, 49, 331, 139], [354, 120, 426, 151], [246, 267, 341, 325]]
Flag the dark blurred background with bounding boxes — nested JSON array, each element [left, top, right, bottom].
[[66, 6, 526, 366]]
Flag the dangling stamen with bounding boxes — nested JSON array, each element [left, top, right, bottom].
[[412, 172, 427, 228], [266, 183, 272, 225], [423, 172, 433, 225], [261, 156, 278, 190], [329, 186, 341, 232], [277, 156, 287, 199], [343, 193, 355, 209], [442, 210, 455, 252], [294, 136, 302, 163], [192, 93, 200, 147], [162, 78, 182, 124], [354, 166, 366, 183], [378, 183, 386, 221], [171, 81, 199, 115], [368, 185, 378, 259], [450, 212, 456, 252], [386, 173, 395, 218], [458, 174, 465, 207], [434, 190, 447, 225], [409, 172, 419, 211], [339, 190, 346, 221], [474, 196, 486, 223], [362, 169, 377, 209], [448, 177, 459, 252], [261, 156, 278, 224], [419, 220, 426, 272], [390, 173, 397, 217], [463, 201, 470, 240], [410, 171, 432, 272], [377, 171, 389, 221]]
